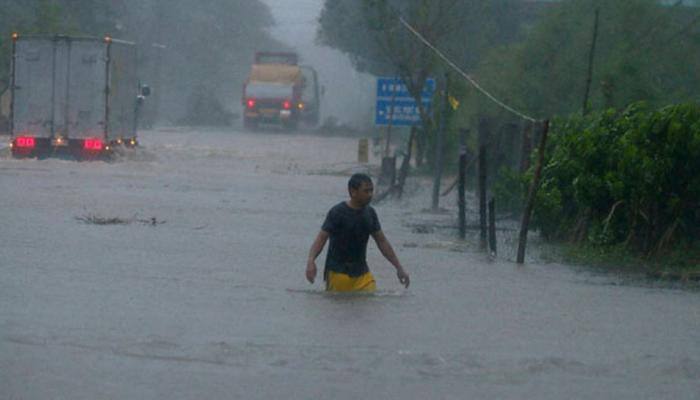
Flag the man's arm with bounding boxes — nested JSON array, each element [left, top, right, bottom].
[[371, 230, 410, 288], [306, 230, 329, 283]]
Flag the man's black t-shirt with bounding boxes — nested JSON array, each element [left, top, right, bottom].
[[322, 201, 381, 277]]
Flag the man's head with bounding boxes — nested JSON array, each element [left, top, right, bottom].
[[348, 173, 374, 207]]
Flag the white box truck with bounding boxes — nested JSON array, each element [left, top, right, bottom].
[[9, 33, 149, 159]]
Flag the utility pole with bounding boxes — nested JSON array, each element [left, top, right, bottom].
[[384, 80, 397, 158], [478, 117, 489, 249], [150, 0, 165, 126], [379, 79, 398, 187], [583, 8, 600, 116], [431, 72, 449, 211]]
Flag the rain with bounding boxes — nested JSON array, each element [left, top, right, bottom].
[[1, 1, 699, 399]]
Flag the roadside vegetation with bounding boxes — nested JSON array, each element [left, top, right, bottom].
[[532, 103, 699, 271], [319, 0, 700, 271]]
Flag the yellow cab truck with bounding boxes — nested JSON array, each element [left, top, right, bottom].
[[242, 52, 320, 130]]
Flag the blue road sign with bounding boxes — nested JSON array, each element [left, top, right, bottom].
[[375, 98, 432, 126], [375, 77, 435, 126], [376, 77, 436, 99]]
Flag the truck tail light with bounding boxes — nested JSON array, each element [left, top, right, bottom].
[[83, 138, 103, 150], [282, 100, 292, 110], [15, 136, 35, 148], [246, 98, 256, 109]]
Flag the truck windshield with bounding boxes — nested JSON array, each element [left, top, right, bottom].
[[246, 82, 293, 99]]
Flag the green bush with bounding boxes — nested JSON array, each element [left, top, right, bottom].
[[493, 166, 527, 216], [532, 102, 700, 255]]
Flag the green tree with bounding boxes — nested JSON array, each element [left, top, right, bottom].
[[126, 0, 283, 125], [530, 102, 700, 257], [474, 0, 700, 119], [319, 1, 458, 120], [0, 0, 125, 87], [318, 0, 527, 167]]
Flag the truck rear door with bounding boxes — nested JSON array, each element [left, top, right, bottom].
[[12, 38, 55, 139], [65, 40, 107, 139], [12, 38, 107, 140]]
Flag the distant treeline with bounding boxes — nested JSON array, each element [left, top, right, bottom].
[[318, 0, 700, 141], [0, 0, 285, 125]]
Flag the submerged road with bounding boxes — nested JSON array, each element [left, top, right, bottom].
[[1, 127, 699, 399]]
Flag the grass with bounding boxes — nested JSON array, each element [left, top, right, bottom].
[[557, 241, 700, 281]]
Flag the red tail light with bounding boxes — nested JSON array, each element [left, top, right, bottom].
[[83, 138, 103, 150], [246, 99, 256, 109], [282, 100, 292, 110], [16, 136, 36, 148]]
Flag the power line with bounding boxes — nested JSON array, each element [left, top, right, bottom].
[[398, 17, 538, 123]]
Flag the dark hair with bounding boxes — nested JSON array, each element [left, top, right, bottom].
[[348, 173, 373, 191]]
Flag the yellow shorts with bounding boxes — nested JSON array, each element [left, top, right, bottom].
[[326, 271, 376, 292]]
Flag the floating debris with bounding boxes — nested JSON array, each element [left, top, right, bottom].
[[75, 214, 166, 226]]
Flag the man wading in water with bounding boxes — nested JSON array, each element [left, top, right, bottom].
[[306, 173, 410, 292]]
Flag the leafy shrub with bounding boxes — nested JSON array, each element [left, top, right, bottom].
[[531, 102, 700, 255], [493, 166, 527, 216]]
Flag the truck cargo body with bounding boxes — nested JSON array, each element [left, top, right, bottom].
[[10, 35, 141, 158]]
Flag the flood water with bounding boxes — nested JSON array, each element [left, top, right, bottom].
[[1, 128, 699, 399]]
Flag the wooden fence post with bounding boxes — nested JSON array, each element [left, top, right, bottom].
[[458, 128, 469, 239], [488, 197, 497, 256], [478, 117, 489, 250], [517, 120, 550, 264]]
